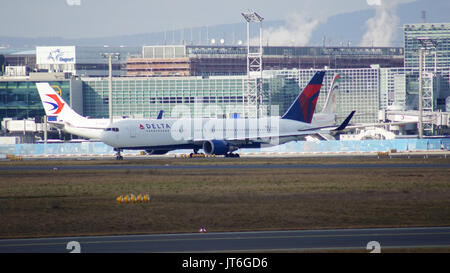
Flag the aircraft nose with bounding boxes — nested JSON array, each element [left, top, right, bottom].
[[100, 130, 112, 145]]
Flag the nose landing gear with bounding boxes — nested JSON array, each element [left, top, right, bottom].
[[114, 148, 123, 160]]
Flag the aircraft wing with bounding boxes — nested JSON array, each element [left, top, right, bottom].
[[47, 120, 108, 131], [46, 121, 65, 130], [342, 120, 418, 130], [273, 110, 355, 139], [192, 111, 355, 143]]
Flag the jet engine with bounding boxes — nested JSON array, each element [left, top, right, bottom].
[[202, 140, 231, 155]]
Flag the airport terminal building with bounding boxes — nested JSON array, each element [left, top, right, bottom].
[[126, 45, 404, 77], [1, 22, 450, 141]]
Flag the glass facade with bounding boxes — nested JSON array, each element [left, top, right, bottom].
[[134, 45, 403, 77], [404, 23, 450, 115], [268, 68, 419, 123], [0, 80, 70, 122], [263, 70, 301, 116], [262, 46, 403, 57], [82, 76, 252, 119], [296, 68, 380, 124], [404, 23, 450, 69], [380, 68, 414, 110], [182, 45, 404, 58]]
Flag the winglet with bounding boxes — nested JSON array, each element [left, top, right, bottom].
[[333, 111, 355, 131], [157, 110, 164, 119]]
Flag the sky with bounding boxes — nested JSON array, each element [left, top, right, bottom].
[[0, 0, 416, 39]]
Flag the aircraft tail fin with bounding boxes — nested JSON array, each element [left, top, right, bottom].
[[36, 82, 85, 124], [281, 71, 325, 123], [322, 73, 340, 114], [157, 110, 164, 119]]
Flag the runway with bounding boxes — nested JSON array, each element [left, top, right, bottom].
[[1, 227, 449, 253], [1, 162, 450, 171]]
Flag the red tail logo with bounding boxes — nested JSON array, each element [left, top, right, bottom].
[[44, 94, 65, 114]]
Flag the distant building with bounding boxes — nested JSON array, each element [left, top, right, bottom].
[[36, 46, 141, 77], [126, 45, 404, 77], [0, 76, 73, 122], [404, 23, 450, 70], [81, 75, 269, 119], [4, 22, 450, 138], [403, 23, 450, 110], [403, 23, 450, 135], [1, 46, 141, 77]]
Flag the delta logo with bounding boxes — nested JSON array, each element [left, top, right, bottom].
[[140, 123, 171, 130], [44, 94, 65, 115]]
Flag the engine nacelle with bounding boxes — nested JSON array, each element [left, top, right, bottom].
[[202, 140, 230, 155], [145, 149, 170, 155]]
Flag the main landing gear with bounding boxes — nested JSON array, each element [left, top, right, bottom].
[[114, 148, 123, 160], [225, 153, 240, 158], [189, 148, 204, 158]]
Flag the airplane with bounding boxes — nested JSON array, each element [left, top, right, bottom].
[[100, 71, 356, 159], [304, 73, 340, 141], [36, 82, 110, 140], [36, 73, 338, 148], [36, 82, 164, 140], [311, 73, 340, 127]]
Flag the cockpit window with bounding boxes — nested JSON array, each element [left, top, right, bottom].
[[105, 128, 119, 132]]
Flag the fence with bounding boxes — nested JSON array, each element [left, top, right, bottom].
[[0, 139, 449, 157], [241, 138, 450, 154]]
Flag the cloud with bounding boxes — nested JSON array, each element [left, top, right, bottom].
[[366, 0, 382, 6], [250, 12, 322, 46], [66, 0, 81, 6], [360, 0, 399, 46]]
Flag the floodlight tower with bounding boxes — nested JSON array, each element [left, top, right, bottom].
[[242, 11, 264, 76], [241, 11, 264, 118], [101, 53, 121, 124], [417, 37, 438, 138]]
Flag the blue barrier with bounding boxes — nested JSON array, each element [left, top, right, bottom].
[[0, 138, 449, 156], [240, 138, 448, 154]]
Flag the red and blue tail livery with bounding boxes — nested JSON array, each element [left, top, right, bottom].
[[36, 82, 111, 139], [281, 71, 325, 123], [44, 94, 65, 115]]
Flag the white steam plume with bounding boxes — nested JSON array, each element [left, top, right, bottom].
[[66, 0, 81, 6], [250, 12, 322, 46], [360, 0, 399, 47]]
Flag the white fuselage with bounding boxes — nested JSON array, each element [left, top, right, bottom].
[[60, 118, 111, 139], [100, 117, 318, 150]]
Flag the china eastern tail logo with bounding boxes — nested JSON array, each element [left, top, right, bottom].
[[44, 94, 65, 114]]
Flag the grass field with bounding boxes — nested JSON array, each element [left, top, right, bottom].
[[0, 157, 450, 240]]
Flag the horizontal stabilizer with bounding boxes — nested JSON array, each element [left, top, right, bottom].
[[333, 111, 355, 131]]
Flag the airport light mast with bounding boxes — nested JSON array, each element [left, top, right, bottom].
[[417, 37, 438, 138], [101, 53, 121, 124], [241, 11, 264, 118]]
